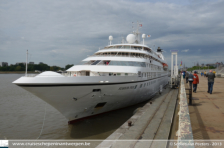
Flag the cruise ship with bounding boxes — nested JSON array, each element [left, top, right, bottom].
[[13, 28, 169, 123]]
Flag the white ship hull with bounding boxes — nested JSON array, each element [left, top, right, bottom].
[[13, 28, 170, 123], [15, 75, 168, 122]]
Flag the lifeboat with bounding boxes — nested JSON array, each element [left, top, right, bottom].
[[162, 63, 168, 67], [162, 63, 168, 70]]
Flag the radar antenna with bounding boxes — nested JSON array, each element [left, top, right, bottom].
[[132, 22, 142, 44]]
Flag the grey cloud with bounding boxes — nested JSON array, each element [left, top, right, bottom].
[[0, 0, 224, 67], [181, 49, 189, 52]]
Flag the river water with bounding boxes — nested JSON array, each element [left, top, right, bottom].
[[0, 74, 147, 140]]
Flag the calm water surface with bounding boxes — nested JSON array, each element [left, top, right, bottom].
[[0, 74, 147, 140]]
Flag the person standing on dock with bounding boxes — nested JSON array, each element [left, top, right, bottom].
[[183, 71, 185, 79], [188, 72, 194, 88], [193, 71, 199, 93], [204, 71, 206, 77], [206, 70, 216, 94], [186, 71, 189, 83]]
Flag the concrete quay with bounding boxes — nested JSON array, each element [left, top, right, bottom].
[[185, 75, 224, 139], [97, 86, 179, 148]]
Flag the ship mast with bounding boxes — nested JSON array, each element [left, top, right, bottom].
[[133, 22, 141, 44]]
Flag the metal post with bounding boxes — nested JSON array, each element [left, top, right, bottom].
[[171, 54, 173, 77], [189, 82, 192, 105], [175, 53, 177, 76], [171, 53, 173, 87], [26, 50, 28, 77]]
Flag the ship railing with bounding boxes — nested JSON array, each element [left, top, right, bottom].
[[60, 73, 69, 77], [98, 47, 159, 55], [65, 75, 164, 78], [98, 48, 154, 55], [89, 54, 147, 59], [61, 73, 167, 77], [83, 62, 94, 65], [25, 74, 38, 77], [99, 47, 143, 51], [24, 73, 151, 77], [60, 73, 138, 77]]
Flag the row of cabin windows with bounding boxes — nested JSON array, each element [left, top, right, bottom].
[[82, 60, 164, 70], [108, 73, 129, 76], [109, 61, 146, 67], [104, 72, 166, 77], [107, 72, 167, 77], [139, 80, 157, 88], [94, 52, 162, 61], [141, 72, 168, 78]]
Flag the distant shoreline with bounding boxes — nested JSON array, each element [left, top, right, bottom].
[[0, 71, 37, 74]]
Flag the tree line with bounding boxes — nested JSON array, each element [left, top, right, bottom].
[[0, 63, 74, 72], [187, 66, 215, 71]]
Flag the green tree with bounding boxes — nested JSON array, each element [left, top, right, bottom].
[[15, 66, 22, 71], [65, 64, 74, 70], [0, 63, 65, 72], [9, 66, 15, 71]]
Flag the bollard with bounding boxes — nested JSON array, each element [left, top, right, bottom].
[[188, 81, 193, 105], [186, 78, 193, 105]]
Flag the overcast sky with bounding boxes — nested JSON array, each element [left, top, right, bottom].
[[0, 0, 224, 68]]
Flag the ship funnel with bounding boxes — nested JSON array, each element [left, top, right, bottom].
[[157, 47, 162, 52]]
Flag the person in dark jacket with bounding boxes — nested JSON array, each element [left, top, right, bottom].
[[193, 71, 199, 92], [186, 71, 189, 83], [188, 72, 194, 88], [206, 70, 216, 94], [183, 71, 185, 78]]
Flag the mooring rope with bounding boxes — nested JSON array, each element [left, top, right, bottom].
[[37, 103, 47, 139]]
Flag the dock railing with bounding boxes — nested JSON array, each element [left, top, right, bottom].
[[177, 76, 194, 148]]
